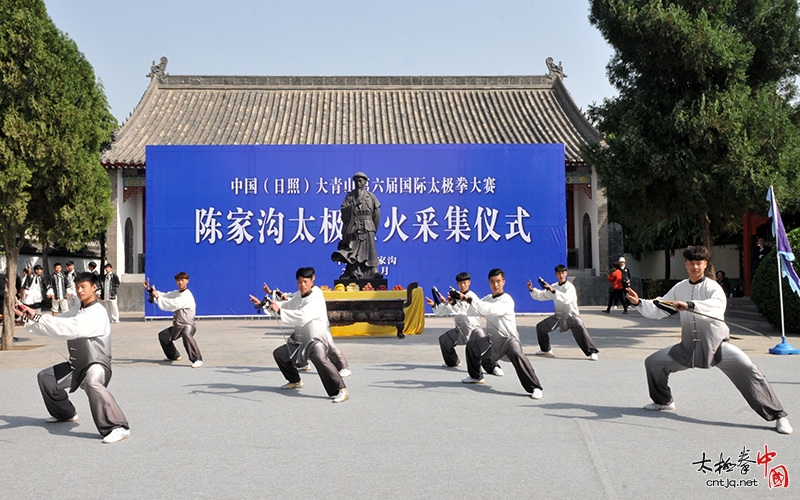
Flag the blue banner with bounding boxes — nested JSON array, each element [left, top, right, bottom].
[[145, 144, 566, 316]]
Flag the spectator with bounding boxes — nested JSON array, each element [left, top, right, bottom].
[[100, 264, 120, 323], [46, 262, 69, 316], [21, 265, 47, 314], [604, 262, 627, 314], [751, 237, 770, 275], [716, 270, 732, 298]]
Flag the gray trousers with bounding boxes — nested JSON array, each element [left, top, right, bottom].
[[645, 343, 787, 421], [328, 342, 348, 371], [536, 315, 598, 357], [37, 364, 129, 437], [439, 327, 493, 368], [465, 336, 542, 393], [273, 340, 345, 397], [294, 332, 348, 371], [159, 325, 203, 362]]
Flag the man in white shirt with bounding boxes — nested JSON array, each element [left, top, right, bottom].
[[254, 285, 352, 378], [268, 267, 349, 403], [15, 272, 130, 444], [100, 264, 120, 323], [427, 271, 500, 375], [64, 261, 78, 308], [21, 264, 46, 314], [627, 245, 792, 435], [459, 268, 543, 399], [146, 272, 203, 368], [528, 264, 599, 360], [46, 262, 69, 316]]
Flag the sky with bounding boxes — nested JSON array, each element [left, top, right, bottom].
[[43, 0, 617, 123]]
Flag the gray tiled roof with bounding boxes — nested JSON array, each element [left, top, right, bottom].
[[102, 74, 602, 167]]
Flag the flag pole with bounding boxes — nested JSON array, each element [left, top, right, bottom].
[[769, 274, 799, 353], [767, 185, 800, 355], [777, 236, 787, 336]]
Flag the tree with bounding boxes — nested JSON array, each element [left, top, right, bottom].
[[0, 0, 116, 350], [584, 0, 800, 271], [621, 213, 698, 279]]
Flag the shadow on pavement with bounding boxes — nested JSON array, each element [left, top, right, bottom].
[[0, 414, 98, 440], [369, 377, 532, 399], [536, 402, 769, 431], [185, 381, 330, 401]]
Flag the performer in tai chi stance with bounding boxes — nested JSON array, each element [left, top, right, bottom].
[[627, 245, 792, 434], [427, 271, 501, 375], [528, 264, 600, 360], [15, 272, 130, 444], [459, 268, 544, 399], [145, 272, 204, 368], [251, 283, 351, 378], [267, 267, 350, 403]]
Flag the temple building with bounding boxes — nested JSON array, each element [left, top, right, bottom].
[[101, 58, 607, 288]]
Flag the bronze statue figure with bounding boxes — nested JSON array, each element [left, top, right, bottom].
[[331, 172, 383, 280]]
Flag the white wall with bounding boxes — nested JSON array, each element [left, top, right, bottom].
[[115, 170, 145, 275], [624, 244, 741, 280], [573, 169, 600, 276]]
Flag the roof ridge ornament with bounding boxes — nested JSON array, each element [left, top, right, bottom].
[[147, 56, 168, 83], [545, 57, 566, 81]]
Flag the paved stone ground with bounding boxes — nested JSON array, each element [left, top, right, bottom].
[[1, 307, 797, 499]]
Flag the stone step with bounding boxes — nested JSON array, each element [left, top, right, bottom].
[[725, 308, 767, 322], [727, 296, 757, 307], [726, 297, 759, 312], [717, 297, 782, 335], [725, 297, 766, 322]]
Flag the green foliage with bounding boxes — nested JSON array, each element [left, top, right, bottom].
[[0, 0, 116, 247], [585, 0, 800, 252], [621, 213, 699, 256], [750, 228, 800, 332], [0, 0, 116, 348]]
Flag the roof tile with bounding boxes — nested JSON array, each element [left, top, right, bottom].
[[102, 74, 602, 167]]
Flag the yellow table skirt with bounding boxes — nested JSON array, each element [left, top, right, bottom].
[[324, 287, 425, 336]]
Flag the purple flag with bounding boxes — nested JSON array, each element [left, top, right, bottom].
[[767, 186, 800, 297]]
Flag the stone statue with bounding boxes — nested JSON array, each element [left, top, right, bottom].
[[147, 57, 168, 79], [331, 172, 383, 280], [545, 57, 566, 80]]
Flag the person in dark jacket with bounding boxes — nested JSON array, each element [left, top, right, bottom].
[[100, 264, 120, 323], [716, 270, 732, 298], [751, 237, 770, 275]]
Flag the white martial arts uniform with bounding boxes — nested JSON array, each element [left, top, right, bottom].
[[25, 300, 129, 437], [433, 293, 488, 367], [530, 281, 598, 356], [638, 277, 786, 421], [464, 292, 542, 392], [154, 288, 203, 363], [272, 286, 346, 397]]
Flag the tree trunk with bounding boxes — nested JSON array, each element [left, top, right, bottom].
[[100, 231, 106, 269], [42, 240, 49, 277], [700, 212, 715, 277], [2, 238, 21, 351]]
